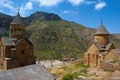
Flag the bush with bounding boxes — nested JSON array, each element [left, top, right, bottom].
[[62, 74, 74, 80], [80, 69, 87, 74], [72, 72, 79, 79], [61, 66, 67, 70], [75, 63, 89, 69]]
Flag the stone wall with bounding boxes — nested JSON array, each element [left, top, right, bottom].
[[105, 51, 118, 61], [94, 34, 109, 45], [99, 60, 120, 71]]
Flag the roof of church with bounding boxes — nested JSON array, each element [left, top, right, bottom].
[[1, 37, 33, 46], [93, 42, 114, 51], [0, 64, 55, 80], [11, 12, 24, 25], [95, 23, 109, 35], [2, 37, 17, 46], [112, 49, 120, 56], [25, 38, 34, 46]]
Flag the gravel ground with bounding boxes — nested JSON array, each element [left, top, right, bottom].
[[36, 60, 68, 68]]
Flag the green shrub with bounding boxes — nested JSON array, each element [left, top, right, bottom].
[[75, 63, 89, 69], [72, 72, 79, 79], [80, 69, 87, 74], [62, 74, 74, 80], [61, 66, 67, 70]]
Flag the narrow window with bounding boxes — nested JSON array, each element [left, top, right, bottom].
[[22, 50, 24, 55]]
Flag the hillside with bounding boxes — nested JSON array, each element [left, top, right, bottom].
[[112, 34, 120, 40], [0, 11, 120, 60], [27, 20, 96, 60], [0, 13, 12, 30]]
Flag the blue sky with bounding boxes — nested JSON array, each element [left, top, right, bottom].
[[0, 0, 120, 33]]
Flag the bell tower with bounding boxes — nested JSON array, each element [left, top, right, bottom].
[[94, 22, 109, 45], [9, 12, 25, 39]]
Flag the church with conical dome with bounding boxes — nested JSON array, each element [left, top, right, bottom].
[[0, 13, 35, 70], [84, 22, 120, 68]]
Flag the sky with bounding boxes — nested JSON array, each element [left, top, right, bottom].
[[0, 0, 120, 33]]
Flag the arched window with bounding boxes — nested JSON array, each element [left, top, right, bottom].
[[15, 29, 18, 35], [14, 29, 16, 35], [21, 50, 24, 55], [88, 53, 90, 64], [18, 30, 21, 35], [21, 30, 23, 34], [96, 54, 99, 65], [92, 54, 94, 59], [11, 29, 13, 35]]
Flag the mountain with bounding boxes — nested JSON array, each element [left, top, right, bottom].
[[24, 11, 62, 26], [26, 11, 62, 21], [0, 13, 12, 30], [112, 34, 120, 40], [26, 20, 96, 60], [0, 11, 120, 60]]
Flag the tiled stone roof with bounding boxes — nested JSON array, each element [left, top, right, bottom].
[[0, 64, 55, 80], [2, 37, 17, 46], [1, 37, 33, 46], [11, 12, 24, 25], [113, 49, 120, 56], [95, 24, 109, 35], [25, 38, 34, 46], [93, 42, 113, 51]]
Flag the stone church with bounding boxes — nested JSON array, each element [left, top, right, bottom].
[[84, 22, 120, 67], [0, 13, 35, 70]]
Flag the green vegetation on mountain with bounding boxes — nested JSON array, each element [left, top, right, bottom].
[[0, 13, 12, 30], [0, 11, 120, 60], [26, 20, 95, 60]]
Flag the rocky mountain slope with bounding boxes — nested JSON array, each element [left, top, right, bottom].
[[0, 11, 120, 60]]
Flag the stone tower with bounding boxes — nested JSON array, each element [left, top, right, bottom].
[[0, 12, 35, 70], [94, 23, 109, 45], [9, 12, 25, 39]]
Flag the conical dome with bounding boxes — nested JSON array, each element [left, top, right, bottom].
[[11, 12, 24, 25], [95, 24, 109, 35]]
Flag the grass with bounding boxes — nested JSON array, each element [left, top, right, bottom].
[[62, 74, 74, 80], [80, 69, 87, 74], [50, 63, 90, 80], [75, 63, 89, 69], [60, 66, 68, 70]]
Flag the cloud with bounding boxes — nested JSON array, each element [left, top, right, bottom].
[[0, 0, 33, 16], [62, 10, 78, 15], [20, 0, 63, 16], [24, 2, 33, 10], [85, 1, 96, 5], [63, 10, 71, 14], [68, 0, 84, 6], [20, 1, 33, 16], [67, 0, 106, 10], [95, 1, 106, 10], [0, 0, 107, 17], [0, 0, 17, 14], [32, 0, 63, 7]]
